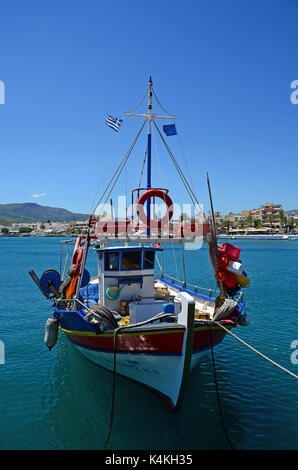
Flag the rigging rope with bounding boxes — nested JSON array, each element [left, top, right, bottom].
[[153, 121, 207, 223], [175, 123, 197, 201], [89, 121, 123, 216], [125, 87, 149, 114], [138, 146, 148, 188], [92, 120, 146, 216], [153, 86, 198, 203], [152, 88, 175, 117], [152, 126, 163, 188]]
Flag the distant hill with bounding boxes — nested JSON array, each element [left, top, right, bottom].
[[285, 209, 298, 216], [0, 203, 88, 223]]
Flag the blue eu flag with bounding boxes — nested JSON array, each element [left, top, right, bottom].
[[163, 124, 177, 136]]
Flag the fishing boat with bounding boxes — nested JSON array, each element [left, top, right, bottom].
[[29, 77, 250, 411]]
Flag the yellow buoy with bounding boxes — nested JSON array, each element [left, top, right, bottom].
[[236, 273, 250, 288], [121, 316, 130, 327]]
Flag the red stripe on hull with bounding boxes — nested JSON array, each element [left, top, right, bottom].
[[65, 324, 231, 355], [193, 327, 227, 351], [67, 329, 185, 353]]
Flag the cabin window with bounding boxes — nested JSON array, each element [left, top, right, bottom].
[[144, 250, 155, 269], [119, 276, 142, 285], [105, 252, 119, 271], [122, 250, 141, 270]]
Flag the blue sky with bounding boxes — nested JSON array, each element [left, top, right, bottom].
[[0, 0, 297, 216]]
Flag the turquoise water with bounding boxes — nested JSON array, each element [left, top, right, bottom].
[[0, 237, 297, 450]]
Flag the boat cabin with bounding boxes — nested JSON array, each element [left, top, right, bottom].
[[92, 245, 179, 323]]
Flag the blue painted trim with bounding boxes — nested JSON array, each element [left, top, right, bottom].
[[157, 277, 215, 303], [104, 273, 153, 278], [96, 246, 162, 253]]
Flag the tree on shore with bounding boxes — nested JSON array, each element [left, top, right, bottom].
[[278, 210, 287, 233], [238, 220, 246, 228], [245, 215, 254, 227], [221, 220, 230, 234], [19, 227, 32, 233], [1, 227, 9, 233], [267, 215, 274, 233], [287, 217, 295, 233]]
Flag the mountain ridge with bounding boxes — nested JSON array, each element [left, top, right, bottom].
[[0, 203, 88, 223]]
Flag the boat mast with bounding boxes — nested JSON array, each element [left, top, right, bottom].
[[147, 77, 153, 236], [124, 77, 175, 236]]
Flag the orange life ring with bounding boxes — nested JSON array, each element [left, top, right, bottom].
[[136, 189, 174, 227], [66, 275, 79, 299], [71, 246, 84, 276]]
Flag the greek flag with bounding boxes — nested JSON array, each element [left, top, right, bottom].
[[106, 115, 123, 132]]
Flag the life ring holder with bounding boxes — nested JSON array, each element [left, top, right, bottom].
[[136, 188, 174, 227]]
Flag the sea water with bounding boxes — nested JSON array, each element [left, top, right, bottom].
[[0, 237, 297, 450]]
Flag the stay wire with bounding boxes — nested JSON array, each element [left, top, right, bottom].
[[99, 120, 146, 216], [91, 86, 148, 218], [138, 146, 148, 188], [93, 120, 146, 216], [153, 121, 207, 223], [152, 88, 175, 117], [175, 122, 196, 201], [125, 87, 149, 114], [89, 118, 124, 216]]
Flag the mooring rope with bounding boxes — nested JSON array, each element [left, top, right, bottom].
[[103, 312, 172, 449], [212, 321, 298, 380], [208, 325, 235, 450], [206, 319, 298, 450]]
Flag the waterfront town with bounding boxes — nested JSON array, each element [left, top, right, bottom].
[[0, 202, 297, 236]]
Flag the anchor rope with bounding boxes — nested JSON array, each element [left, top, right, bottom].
[[103, 312, 172, 449], [208, 325, 235, 450]]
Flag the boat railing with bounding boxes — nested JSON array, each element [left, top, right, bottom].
[[52, 296, 94, 314], [59, 238, 77, 280], [156, 272, 219, 298]]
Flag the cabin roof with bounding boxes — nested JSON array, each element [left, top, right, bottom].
[[94, 245, 162, 253]]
